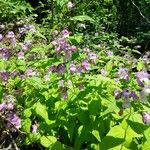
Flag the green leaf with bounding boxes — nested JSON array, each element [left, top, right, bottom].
[[88, 100, 101, 115], [78, 110, 91, 125], [104, 60, 113, 73], [69, 34, 83, 44], [51, 141, 64, 150], [100, 125, 125, 150], [23, 108, 32, 118], [34, 102, 49, 124], [70, 15, 95, 23], [142, 140, 150, 150], [57, 0, 69, 7], [128, 113, 148, 134], [40, 136, 57, 148], [92, 130, 101, 142], [137, 60, 145, 71], [22, 118, 31, 133], [26, 77, 45, 89]]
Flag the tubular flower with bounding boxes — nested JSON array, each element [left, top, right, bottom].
[[143, 112, 150, 125], [118, 68, 129, 80]]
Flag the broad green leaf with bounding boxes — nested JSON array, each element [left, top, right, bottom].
[[142, 140, 150, 150], [34, 102, 50, 124], [128, 113, 148, 134], [144, 127, 150, 140], [22, 118, 31, 133], [100, 125, 125, 150], [88, 100, 101, 115], [40, 136, 57, 148]]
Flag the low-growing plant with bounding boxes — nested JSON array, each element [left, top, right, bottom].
[[0, 20, 150, 149]]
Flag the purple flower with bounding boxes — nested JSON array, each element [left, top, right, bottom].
[[6, 31, 15, 39], [140, 87, 150, 104], [81, 60, 90, 71], [136, 71, 150, 87], [122, 89, 130, 100], [0, 102, 7, 112], [143, 112, 150, 125], [56, 64, 65, 74], [6, 103, 14, 110], [107, 51, 113, 57], [130, 91, 138, 100], [70, 45, 77, 52], [22, 41, 32, 51], [122, 89, 131, 108], [70, 64, 77, 73], [0, 48, 12, 60], [48, 65, 57, 73], [6, 112, 21, 131], [118, 68, 129, 80], [89, 52, 97, 63], [18, 27, 26, 35], [83, 48, 90, 54], [25, 69, 36, 77], [27, 25, 36, 32], [62, 29, 70, 38], [32, 124, 38, 133], [0, 71, 9, 81], [51, 40, 58, 46], [17, 51, 25, 60]]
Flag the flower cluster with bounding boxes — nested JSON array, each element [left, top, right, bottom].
[[114, 89, 138, 108], [0, 95, 21, 132], [0, 48, 12, 60], [18, 24, 36, 35], [118, 68, 129, 81]]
